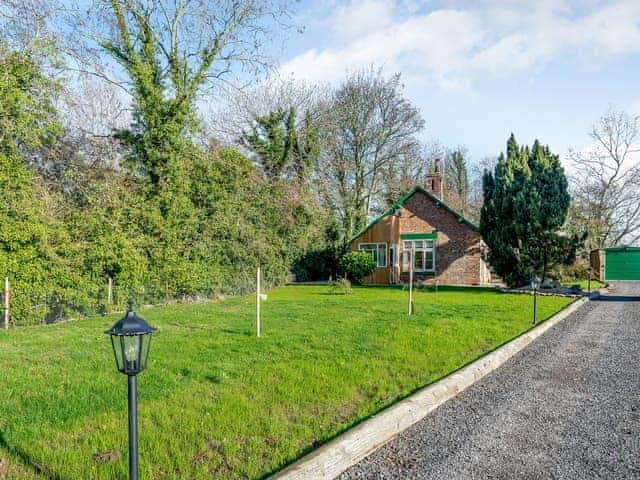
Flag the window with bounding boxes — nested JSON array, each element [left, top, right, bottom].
[[358, 243, 387, 268], [402, 240, 435, 272]]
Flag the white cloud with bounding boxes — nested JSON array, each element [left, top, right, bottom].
[[280, 0, 640, 90], [281, 7, 484, 89], [333, 0, 396, 42]]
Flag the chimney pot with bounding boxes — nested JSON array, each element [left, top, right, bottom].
[[425, 161, 444, 199]]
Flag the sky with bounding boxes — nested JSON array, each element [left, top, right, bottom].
[[274, 0, 640, 165]]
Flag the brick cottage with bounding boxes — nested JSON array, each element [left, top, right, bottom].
[[349, 162, 492, 286]]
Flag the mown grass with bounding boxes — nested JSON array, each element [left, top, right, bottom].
[[0, 285, 573, 479]]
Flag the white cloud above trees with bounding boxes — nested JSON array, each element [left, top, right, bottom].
[[281, 0, 640, 90]]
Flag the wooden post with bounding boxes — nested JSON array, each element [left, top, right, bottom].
[[107, 276, 113, 305], [408, 246, 414, 315], [256, 267, 261, 337], [4, 277, 9, 330]]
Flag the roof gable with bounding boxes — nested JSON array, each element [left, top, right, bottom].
[[349, 186, 479, 245]]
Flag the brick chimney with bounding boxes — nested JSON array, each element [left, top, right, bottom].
[[425, 158, 444, 199]]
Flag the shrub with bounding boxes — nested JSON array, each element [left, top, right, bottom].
[[328, 276, 352, 295], [338, 277, 352, 295], [339, 251, 375, 284]]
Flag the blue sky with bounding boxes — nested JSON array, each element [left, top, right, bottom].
[[274, 0, 640, 164]]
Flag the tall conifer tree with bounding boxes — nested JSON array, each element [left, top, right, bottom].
[[481, 134, 578, 286]]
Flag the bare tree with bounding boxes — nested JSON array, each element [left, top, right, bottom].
[[203, 76, 328, 146], [383, 140, 443, 204], [61, 0, 291, 96], [568, 107, 640, 248], [466, 155, 498, 224], [0, 0, 59, 53], [320, 68, 425, 241], [56, 75, 130, 168]]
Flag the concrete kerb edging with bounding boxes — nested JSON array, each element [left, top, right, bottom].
[[269, 296, 591, 480]]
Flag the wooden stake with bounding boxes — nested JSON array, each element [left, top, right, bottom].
[[408, 246, 414, 315], [107, 276, 113, 305], [256, 267, 261, 337], [4, 277, 9, 330]]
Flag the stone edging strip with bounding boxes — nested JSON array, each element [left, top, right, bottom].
[[270, 295, 591, 480]]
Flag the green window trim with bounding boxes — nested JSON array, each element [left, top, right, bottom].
[[401, 239, 435, 272], [400, 232, 438, 240], [400, 271, 436, 276]]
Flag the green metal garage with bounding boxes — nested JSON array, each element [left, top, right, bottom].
[[603, 246, 640, 281]]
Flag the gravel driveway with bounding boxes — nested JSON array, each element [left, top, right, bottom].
[[339, 282, 640, 480]]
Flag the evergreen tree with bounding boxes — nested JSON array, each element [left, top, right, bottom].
[[480, 134, 578, 287], [241, 107, 319, 182], [445, 148, 469, 215]]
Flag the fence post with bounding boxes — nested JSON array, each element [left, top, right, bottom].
[[256, 267, 261, 337], [4, 277, 9, 329], [408, 246, 414, 315], [107, 276, 113, 305]]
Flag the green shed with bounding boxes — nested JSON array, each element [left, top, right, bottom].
[[603, 246, 640, 281]]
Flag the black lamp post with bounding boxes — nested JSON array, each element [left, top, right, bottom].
[[106, 300, 156, 480], [587, 266, 593, 296], [531, 272, 540, 325]]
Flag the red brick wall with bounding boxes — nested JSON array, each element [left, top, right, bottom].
[[398, 191, 482, 285]]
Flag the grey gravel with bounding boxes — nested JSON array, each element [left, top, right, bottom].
[[339, 282, 640, 480]]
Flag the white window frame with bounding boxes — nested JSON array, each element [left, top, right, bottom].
[[402, 240, 435, 272], [358, 242, 388, 268]]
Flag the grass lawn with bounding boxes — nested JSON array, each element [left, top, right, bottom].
[[0, 285, 574, 479], [560, 279, 606, 290]]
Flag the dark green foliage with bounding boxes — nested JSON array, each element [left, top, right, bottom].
[[480, 134, 579, 287], [291, 221, 343, 281], [445, 148, 469, 215], [339, 251, 376, 284], [241, 106, 319, 181], [292, 248, 338, 282]]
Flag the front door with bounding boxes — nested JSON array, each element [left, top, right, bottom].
[[389, 245, 397, 284]]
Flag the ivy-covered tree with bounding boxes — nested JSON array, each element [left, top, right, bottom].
[[240, 107, 319, 181], [480, 134, 578, 287], [65, 1, 289, 194], [57, 1, 286, 293]]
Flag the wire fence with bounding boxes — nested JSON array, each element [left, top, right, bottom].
[[1, 268, 284, 328]]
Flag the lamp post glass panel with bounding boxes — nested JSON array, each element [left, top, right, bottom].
[[106, 301, 156, 480], [531, 273, 541, 325]]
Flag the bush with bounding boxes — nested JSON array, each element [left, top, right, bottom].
[[292, 247, 339, 282], [338, 277, 352, 294], [339, 251, 375, 284], [551, 260, 590, 283], [328, 276, 352, 295]]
